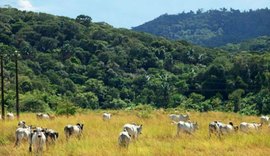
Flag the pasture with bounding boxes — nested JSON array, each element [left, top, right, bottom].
[[1, 111, 270, 156]]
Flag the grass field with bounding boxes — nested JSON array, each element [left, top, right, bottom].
[[0, 110, 270, 156]]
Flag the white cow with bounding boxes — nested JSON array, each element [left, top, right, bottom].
[[7, 112, 14, 120], [209, 121, 224, 138], [14, 122, 33, 147], [176, 121, 198, 135], [44, 129, 59, 144], [36, 113, 50, 120], [29, 127, 46, 155], [219, 122, 238, 135], [64, 123, 84, 140], [260, 115, 270, 124], [123, 123, 143, 140], [169, 114, 190, 122], [103, 113, 111, 121], [118, 129, 131, 148], [240, 122, 262, 133]]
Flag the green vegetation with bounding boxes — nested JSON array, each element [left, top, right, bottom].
[[0, 8, 270, 115], [221, 36, 270, 52], [133, 8, 270, 47]]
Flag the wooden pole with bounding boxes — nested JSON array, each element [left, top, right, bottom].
[[1, 55, 5, 120], [15, 52, 19, 119]]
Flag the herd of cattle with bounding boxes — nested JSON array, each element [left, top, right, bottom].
[[2, 112, 270, 155], [169, 114, 268, 138]]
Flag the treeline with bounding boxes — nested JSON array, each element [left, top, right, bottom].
[[221, 36, 270, 52], [0, 8, 269, 115], [133, 8, 270, 47]]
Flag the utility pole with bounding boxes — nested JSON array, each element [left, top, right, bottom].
[[1, 55, 4, 120], [15, 51, 19, 119]]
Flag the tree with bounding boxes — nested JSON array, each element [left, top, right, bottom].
[[76, 15, 92, 26], [73, 92, 99, 109], [229, 89, 245, 112]]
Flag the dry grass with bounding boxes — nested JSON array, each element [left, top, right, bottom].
[[1, 111, 270, 156]]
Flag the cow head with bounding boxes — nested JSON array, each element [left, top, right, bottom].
[[77, 123, 84, 130], [137, 125, 143, 134], [34, 127, 45, 138], [18, 120, 26, 127], [234, 126, 239, 132], [55, 132, 59, 138], [193, 122, 199, 130]]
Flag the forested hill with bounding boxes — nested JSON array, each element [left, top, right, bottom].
[[0, 8, 270, 115], [132, 8, 270, 47]]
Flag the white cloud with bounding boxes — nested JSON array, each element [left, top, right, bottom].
[[18, 0, 35, 11]]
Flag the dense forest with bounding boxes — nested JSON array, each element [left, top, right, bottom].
[[133, 8, 270, 47], [0, 8, 270, 115], [221, 36, 270, 52]]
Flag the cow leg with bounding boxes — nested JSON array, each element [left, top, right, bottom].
[[14, 137, 20, 147], [78, 133, 82, 140], [176, 129, 180, 136], [65, 134, 69, 141], [217, 131, 221, 139], [29, 144, 32, 152]]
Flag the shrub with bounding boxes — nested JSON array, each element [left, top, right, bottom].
[[134, 104, 155, 118], [56, 100, 78, 116], [20, 91, 50, 112]]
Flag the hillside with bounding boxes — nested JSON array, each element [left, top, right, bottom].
[[132, 8, 270, 47], [221, 36, 270, 52], [0, 8, 270, 115]]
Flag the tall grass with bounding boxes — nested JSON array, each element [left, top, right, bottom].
[[0, 111, 270, 156]]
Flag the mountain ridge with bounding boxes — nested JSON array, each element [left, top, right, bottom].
[[133, 8, 270, 47]]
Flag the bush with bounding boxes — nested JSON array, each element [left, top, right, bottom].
[[134, 104, 155, 119], [56, 100, 78, 116], [103, 98, 127, 109], [20, 91, 50, 112]]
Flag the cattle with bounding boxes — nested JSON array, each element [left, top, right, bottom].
[[103, 113, 111, 121], [36, 113, 50, 120], [17, 120, 27, 128], [7, 112, 14, 120], [260, 115, 270, 124], [64, 123, 84, 140], [118, 129, 131, 148], [209, 121, 224, 138], [219, 122, 238, 135], [176, 121, 198, 136], [0, 115, 2, 120], [14, 122, 33, 147], [169, 114, 190, 122], [29, 127, 46, 154], [44, 129, 59, 144], [240, 122, 262, 133], [123, 123, 143, 140]]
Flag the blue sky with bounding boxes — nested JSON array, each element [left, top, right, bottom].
[[0, 0, 269, 28]]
